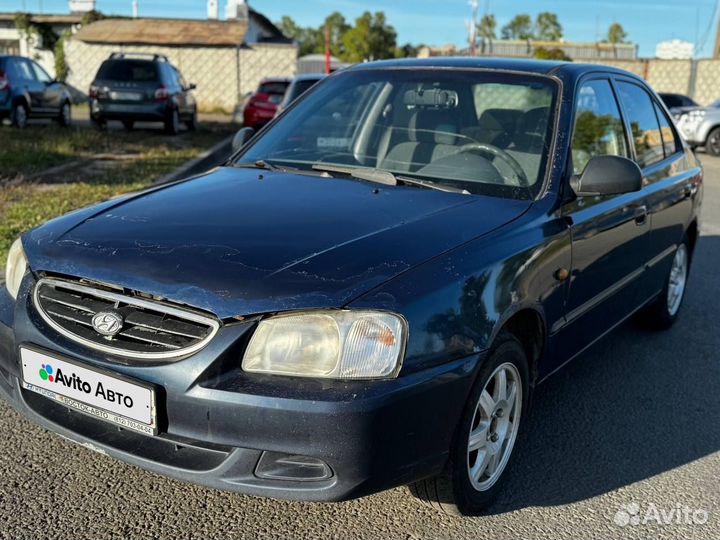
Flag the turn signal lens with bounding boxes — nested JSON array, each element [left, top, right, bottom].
[[242, 311, 406, 379]]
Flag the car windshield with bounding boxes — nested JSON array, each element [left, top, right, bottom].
[[235, 69, 558, 198]]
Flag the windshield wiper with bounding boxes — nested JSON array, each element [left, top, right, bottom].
[[311, 164, 469, 194], [233, 160, 331, 178]]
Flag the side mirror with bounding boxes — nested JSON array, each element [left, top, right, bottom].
[[232, 127, 255, 153], [186, 83, 197, 91], [570, 155, 642, 197]]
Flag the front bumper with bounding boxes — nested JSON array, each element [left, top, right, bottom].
[[0, 275, 483, 501]]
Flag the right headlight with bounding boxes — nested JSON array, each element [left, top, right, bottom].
[[242, 310, 407, 380], [5, 237, 28, 300]]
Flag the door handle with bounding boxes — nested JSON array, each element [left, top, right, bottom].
[[633, 205, 648, 226], [683, 184, 694, 199]]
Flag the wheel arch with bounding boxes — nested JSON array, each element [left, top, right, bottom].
[[488, 305, 547, 388], [12, 93, 30, 111]]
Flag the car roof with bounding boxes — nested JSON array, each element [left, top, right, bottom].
[[261, 77, 291, 84], [346, 56, 644, 81], [292, 73, 325, 82]]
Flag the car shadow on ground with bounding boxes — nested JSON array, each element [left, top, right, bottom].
[[484, 234, 720, 515]]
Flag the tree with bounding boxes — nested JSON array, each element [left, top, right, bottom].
[[276, 15, 321, 56], [533, 46, 571, 61], [477, 14, 497, 40], [535, 12, 563, 41], [342, 11, 398, 62], [606, 22, 628, 44], [323, 12, 351, 59], [395, 43, 422, 58], [501, 14, 534, 40]]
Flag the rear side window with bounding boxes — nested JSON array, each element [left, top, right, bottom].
[[96, 60, 158, 82], [13, 58, 35, 81], [654, 102, 679, 157], [616, 82, 665, 168], [571, 79, 628, 175]]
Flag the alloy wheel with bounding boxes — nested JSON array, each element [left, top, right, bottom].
[[467, 362, 522, 491], [667, 244, 688, 317], [62, 103, 71, 125]]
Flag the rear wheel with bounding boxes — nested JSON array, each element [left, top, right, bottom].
[[165, 108, 180, 135], [56, 101, 72, 127], [640, 239, 690, 329], [409, 331, 529, 516], [10, 101, 28, 128], [92, 117, 106, 131], [705, 127, 720, 156], [122, 120, 134, 131]]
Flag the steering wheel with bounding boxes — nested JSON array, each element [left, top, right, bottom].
[[457, 142, 530, 187]]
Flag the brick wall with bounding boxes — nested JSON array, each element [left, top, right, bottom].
[[64, 39, 297, 113], [238, 43, 298, 96]]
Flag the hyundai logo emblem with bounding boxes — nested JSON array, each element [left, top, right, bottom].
[[91, 311, 124, 337]]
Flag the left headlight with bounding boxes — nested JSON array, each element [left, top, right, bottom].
[[5, 237, 28, 300], [242, 310, 407, 379]]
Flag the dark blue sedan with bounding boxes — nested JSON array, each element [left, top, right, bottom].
[[0, 58, 702, 516]]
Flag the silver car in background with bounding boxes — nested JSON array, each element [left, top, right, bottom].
[[669, 96, 720, 156]]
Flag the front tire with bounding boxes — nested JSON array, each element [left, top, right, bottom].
[[409, 331, 529, 516], [165, 108, 180, 135], [640, 240, 690, 329], [56, 101, 72, 127], [705, 127, 720, 156], [10, 101, 28, 128]]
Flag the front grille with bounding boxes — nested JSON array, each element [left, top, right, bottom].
[[33, 278, 220, 360]]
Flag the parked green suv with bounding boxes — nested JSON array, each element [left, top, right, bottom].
[[89, 53, 197, 134]]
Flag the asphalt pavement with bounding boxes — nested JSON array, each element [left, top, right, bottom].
[[1, 155, 719, 540]]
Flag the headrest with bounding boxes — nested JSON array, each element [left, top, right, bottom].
[[517, 107, 551, 136], [478, 108, 522, 134], [409, 110, 459, 145]]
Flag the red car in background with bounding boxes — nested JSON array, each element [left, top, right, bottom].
[[242, 77, 290, 129]]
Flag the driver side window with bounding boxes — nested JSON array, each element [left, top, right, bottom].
[[571, 79, 628, 175]]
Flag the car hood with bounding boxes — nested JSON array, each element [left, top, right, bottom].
[[24, 167, 531, 319]]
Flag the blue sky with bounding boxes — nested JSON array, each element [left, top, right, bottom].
[[7, 0, 720, 57]]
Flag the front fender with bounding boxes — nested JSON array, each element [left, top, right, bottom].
[[348, 208, 571, 376]]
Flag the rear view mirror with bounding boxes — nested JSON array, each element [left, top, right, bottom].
[[570, 155, 642, 197], [232, 127, 255, 153]]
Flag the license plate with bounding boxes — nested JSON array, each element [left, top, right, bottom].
[[109, 91, 143, 101], [20, 348, 157, 436]]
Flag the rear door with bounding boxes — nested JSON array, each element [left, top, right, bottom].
[[613, 78, 699, 304], [558, 76, 652, 361], [13, 57, 44, 111]]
